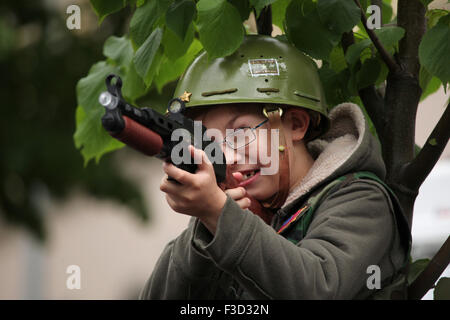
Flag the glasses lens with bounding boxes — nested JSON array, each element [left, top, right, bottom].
[[226, 128, 255, 149]]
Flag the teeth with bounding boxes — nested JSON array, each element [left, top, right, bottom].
[[243, 170, 257, 180]]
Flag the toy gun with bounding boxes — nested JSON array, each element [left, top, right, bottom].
[[99, 74, 273, 224]]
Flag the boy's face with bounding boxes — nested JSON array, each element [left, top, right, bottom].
[[192, 104, 281, 201]]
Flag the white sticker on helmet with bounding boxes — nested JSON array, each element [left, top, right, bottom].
[[248, 59, 280, 77]]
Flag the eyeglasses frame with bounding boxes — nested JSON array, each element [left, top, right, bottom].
[[221, 118, 269, 150]]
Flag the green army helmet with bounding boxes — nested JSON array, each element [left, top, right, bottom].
[[173, 34, 329, 137]]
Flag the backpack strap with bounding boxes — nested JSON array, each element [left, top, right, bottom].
[[277, 175, 348, 243], [277, 171, 412, 299], [278, 172, 411, 250]]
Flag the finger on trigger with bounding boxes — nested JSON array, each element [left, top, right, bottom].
[[163, 162, 192, 185], [189, 145, 203, 165]]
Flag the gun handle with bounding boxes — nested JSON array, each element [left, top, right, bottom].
[[220, 167, 274, 225]]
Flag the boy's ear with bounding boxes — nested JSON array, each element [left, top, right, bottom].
[[284, 108, 310, 141]]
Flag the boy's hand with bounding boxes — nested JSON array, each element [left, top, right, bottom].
[[160, 145, 227, 234], [225, 172, 251, 210]]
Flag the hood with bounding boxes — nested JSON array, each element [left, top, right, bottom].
[[282, 102, 386, 209]]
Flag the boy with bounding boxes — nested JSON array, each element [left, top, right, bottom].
[[140, 35, 410, 299]]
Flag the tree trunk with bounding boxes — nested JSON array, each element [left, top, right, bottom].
[[382, 0, 427, 227]]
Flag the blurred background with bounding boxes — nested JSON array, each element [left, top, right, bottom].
[[0, 0, 449, 299]]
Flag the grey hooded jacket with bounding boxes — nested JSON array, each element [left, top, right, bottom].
[[139, 103, 409, 300]]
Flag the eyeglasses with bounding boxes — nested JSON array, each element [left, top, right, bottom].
[[221, 119, 268, 150]]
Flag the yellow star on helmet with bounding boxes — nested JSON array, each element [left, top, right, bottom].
[[179, 91, 192, 102]]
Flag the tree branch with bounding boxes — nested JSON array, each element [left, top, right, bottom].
[[408, 236, 450, 300], [402, 102, 450, 192], [341, 31, 386, 138], [255, 5, 272, 36], [354, 0, 400, 73], [358, 86, 385, 137]]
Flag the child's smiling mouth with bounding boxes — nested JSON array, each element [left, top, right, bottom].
[[237, 168, 261, 187]]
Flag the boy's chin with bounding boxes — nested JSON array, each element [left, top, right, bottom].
[[246, 185, 277, 203], [239, 171, 279, 202]]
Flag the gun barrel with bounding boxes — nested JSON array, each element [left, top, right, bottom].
[[110, 115, 164, 157]]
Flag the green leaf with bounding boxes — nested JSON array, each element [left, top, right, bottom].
[[407, 258, 430, 285], [420, 66, 443, 101], [434, 277, 450, 300], [129, 0, 171, 47], [375, 58, 388, 85], [133, 27, 164, 86], [317, 0, 360, 35], [415, 144, 422, 157], [347, 67, 358, 96], [196, 0, 244, 60], [272, 0, 290, 30], [329, 45, 348, 73], [285, 0, 341, 60], [162, 22, 195, 61], [357, 58, 381, 89], [319, 64, 339, 106], [429, 138, 438, 146], [423, 77, 442, 101], [375, 26, 405, 49], [122, 62, 147, 102], [319, 64, 353, 106], [382, 0, 394, 24], [359, 0, 369, 12], [103, 36, 134, 67], [166, 0, 196, 40], [90, 0, 126, 24], [229, 0, 251, 22], [74, 61, 125, 164], [426, 9, 449, 29], [74, 105, 124, 165], [419, 15, 450, 87], [155, 39, 203, 92], [345, 39, 372, 66], [102, 36, 147, 102]]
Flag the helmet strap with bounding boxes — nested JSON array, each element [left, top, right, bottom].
[[261, 106, 291, 209]]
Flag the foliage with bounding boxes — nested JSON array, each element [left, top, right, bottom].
[[74, 0, 449, 164], [0, 1, 149, 241]]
